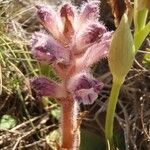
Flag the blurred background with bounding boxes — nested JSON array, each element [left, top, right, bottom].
[[0, 0, 150, 149]]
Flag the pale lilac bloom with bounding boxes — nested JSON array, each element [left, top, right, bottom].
[[30, 1, 112, 105], [76, 31, 113, 71], [30, 77, 67, 98], [78, 1, 100, 27], [73, 22, 107, 54], [67, 72, 103, 104], [59, 3, 75, 38], [31, 32, 70, 65], [36, 5, 62, 39]]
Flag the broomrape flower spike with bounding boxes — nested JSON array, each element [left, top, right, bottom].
[[30, 1, 112, 149]]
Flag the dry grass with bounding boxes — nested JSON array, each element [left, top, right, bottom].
[[0, 0, 150, 150]]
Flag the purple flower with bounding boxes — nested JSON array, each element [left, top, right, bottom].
[[79, 1, 100, 25], [36, 5, 62, 39], [31, 32, 70, 65], [76, 31, 113, 71], [67, 72, 103, 104], [30, 77, 67, 98], [60, 3, 75, 38], [30, 1, 112, 105], [29, 2, 113, 149], [73, 22, 107, 54]]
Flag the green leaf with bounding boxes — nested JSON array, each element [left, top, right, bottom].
[[134, 21, 150, 51], [46, 129, 61, 149], [51, 108, 61, 120], [114, 130, 125, 150], [134, 0, 148, 32], [80, 129, 105, 150], [134, 9, 148, 31], [142, 49, 150, 69], [0, 115, 16, 129], [46, 128, 106, 150]]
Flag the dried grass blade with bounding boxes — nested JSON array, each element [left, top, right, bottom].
[[0, 65, 2, 95], [109, 0, 126, 26]]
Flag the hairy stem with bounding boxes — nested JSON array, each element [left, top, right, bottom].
[[61, 98, 79, 150]]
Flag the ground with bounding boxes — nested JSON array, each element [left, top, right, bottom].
[[0, 0, 150, 150]]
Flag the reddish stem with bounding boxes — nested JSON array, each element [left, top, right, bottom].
[[61, 98, 79, 150]]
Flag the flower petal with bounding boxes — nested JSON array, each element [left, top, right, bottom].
[[31, 32, 70, 65], [60, 3, 75, 38], [73, 22, 106, 54], [67, 72, 103, 105], [74, 89, 99, 105], [30, 77, 67, 98], [79, 1, 100, 25], [36, 5, 62, 39], [76, 31, 113, 71]]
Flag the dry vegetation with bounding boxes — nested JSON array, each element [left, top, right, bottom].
[[0, 0, 150, 150]]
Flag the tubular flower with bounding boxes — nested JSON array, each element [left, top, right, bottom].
[[73, 22, 107, 54], [31, 32, 70, 65], [30, 1, 112, 105], [30, 77, 67, 98], [79, 1, 100, 26], [60, 3, 75, 38], [67, 72, 103, 105], [36, 5, 62, 39]]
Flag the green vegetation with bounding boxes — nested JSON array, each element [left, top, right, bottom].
[[0, 0, 150, 149]]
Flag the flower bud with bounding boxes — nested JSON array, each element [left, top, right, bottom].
[[60, 3, 75, 38], [76, 31, 112, 71], [79, 1, 100, 25], [67, 72, 103, 105], [108, 14, 135, 82], [36, 5, 61, 39], [30, 77, 66, 98], [31, 33, 70, 65], [74, 22, 106, 54]]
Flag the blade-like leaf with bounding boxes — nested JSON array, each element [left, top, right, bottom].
[[134, 21, 150, 51], [109, 0, 126, 26]]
